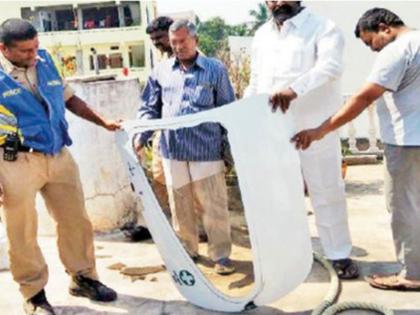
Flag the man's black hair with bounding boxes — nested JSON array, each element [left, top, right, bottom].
[[0, 18, 38, 46], [146, 16, 174, 34], [355, 8, 405, 38]]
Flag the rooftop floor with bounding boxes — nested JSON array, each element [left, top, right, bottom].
[[1, 164, 419, 315]]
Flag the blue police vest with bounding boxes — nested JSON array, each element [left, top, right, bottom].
[[0, 49, 72, 154]]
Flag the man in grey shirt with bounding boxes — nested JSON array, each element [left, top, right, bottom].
[[291, 8, 420, 291]]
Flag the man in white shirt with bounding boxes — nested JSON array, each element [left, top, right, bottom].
[[293, 8, 420, 291], [245, 1, 358, 279]]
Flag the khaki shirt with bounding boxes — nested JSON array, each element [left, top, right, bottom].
[[0, 51, 75, 102]]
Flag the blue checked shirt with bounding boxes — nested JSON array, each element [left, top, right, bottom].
[[138, 54, 235, 161]]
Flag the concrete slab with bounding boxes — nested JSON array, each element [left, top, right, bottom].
[[1, 164, 420, 314]]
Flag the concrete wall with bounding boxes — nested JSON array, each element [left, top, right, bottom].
[[37, 78, 143, 235]]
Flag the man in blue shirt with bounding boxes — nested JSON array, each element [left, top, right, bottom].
[[0, 19, 119, 314], [137, 19, 236, 275]]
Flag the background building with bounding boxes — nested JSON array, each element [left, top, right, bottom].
[[0, 0, 157, 82]]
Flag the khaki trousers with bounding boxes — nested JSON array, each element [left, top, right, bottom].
[[0, 148, 97, 299], [162, 159, 231, 262]]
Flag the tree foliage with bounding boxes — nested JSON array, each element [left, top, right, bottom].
[[249, 2, 270, 35], [197, 17, 251, 56], [196, 3, 269, 56]]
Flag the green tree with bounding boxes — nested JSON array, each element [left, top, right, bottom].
[[197, 18, 251, 56], [249, 2, 269, 34], [228, 23, 250, 36], [196, 17, 252, 97], [197, 17, 229, 56]]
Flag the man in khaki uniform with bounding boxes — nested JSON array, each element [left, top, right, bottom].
[[0, 19, 118, 315]]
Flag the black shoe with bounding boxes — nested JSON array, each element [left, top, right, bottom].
[[69, 275, 117, 302], [189, 253, 200, 263], [331, 258, 359, 280], [123, 225, 152, 242], [23, 290, 56, 315]]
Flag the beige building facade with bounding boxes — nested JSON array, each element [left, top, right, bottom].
[[0, 0, 157, 82]]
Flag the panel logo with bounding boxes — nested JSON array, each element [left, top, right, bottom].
[[172, 269, 195, 286]]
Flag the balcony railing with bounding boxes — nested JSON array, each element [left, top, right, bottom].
[[21, 1, 142, 34], [39, 25, 143, 37], [342, 95, 383, 156]]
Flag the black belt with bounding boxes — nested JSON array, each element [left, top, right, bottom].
[[18, 145, 42, 153]]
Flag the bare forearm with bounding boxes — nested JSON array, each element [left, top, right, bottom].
[[65, 95, 107, 127]]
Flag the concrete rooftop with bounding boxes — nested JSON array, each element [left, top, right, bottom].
[[1, 164, 419, 315]]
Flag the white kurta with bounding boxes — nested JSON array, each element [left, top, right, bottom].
[[245, 8, 352, 259]]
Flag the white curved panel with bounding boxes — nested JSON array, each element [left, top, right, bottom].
[[115, 94, 313, 312], [0, 222, 9, 270]]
